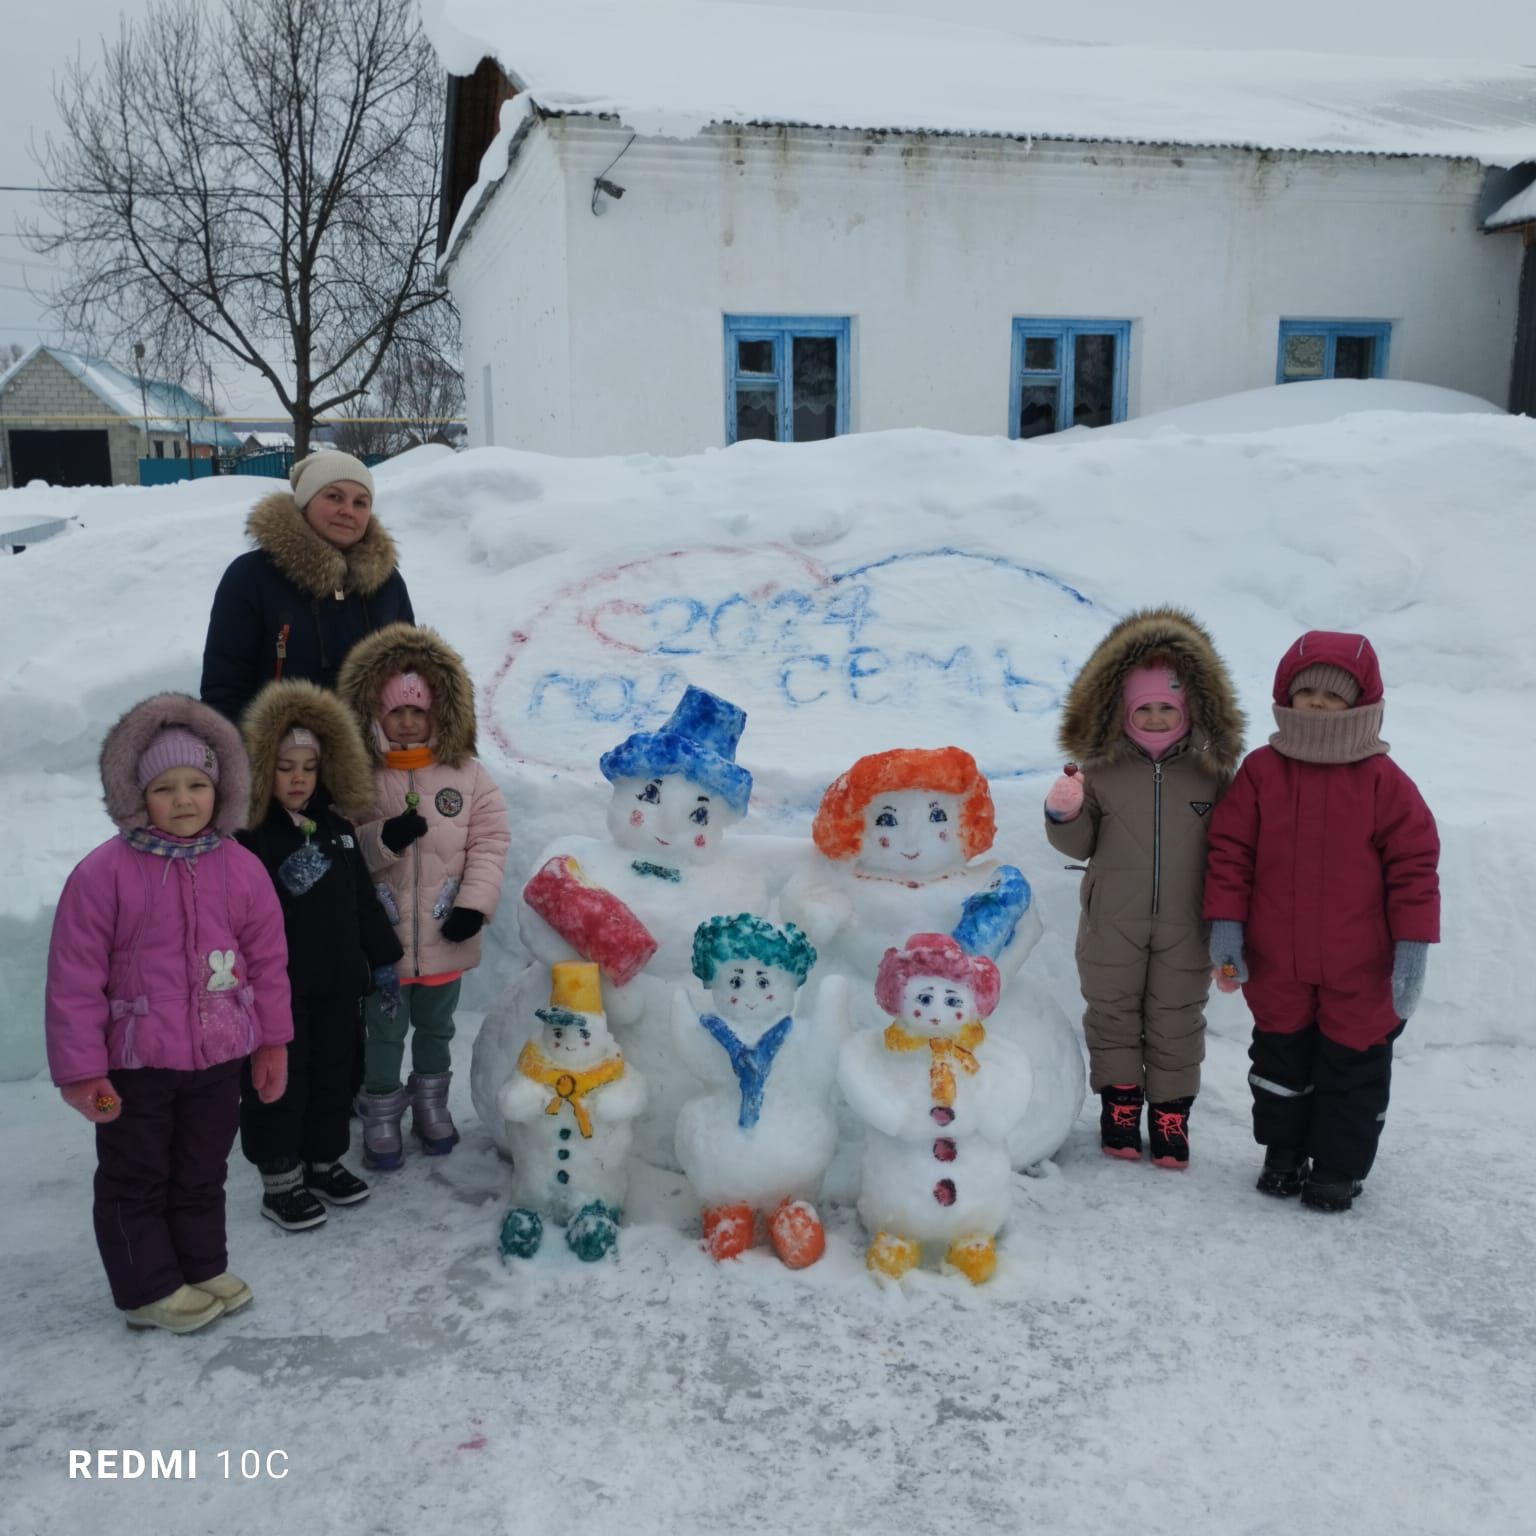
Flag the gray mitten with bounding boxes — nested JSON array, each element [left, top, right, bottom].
[[1391, 940, 1428, 1022]]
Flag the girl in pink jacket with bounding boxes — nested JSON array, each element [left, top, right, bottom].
[[45, 694, 291, 1334], [338, 624, 510, 1170]]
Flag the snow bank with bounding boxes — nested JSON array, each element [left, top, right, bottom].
[[2, 387, 1532, 1080]]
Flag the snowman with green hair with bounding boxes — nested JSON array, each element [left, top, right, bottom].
[[673, 914, 849, 1269]]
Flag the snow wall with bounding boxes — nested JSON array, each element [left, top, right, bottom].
[[1, 381, 1529, 1083]]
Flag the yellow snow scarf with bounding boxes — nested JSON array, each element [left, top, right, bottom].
[[883, 1020, 986, 1107], [516, 1042, 625, 1138]]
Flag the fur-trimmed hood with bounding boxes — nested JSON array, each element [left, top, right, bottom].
[[1057, 607, 1245, 777], [99, 693, 252, 834], [240, 680, 378, 825], [336, 623, 478, 769], [247, 490, 401, 600]]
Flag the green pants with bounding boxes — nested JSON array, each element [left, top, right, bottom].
[[363, 980, 462, 1093]]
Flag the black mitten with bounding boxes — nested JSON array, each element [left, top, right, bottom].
[[380, 809, 428, 853], [439, 906, 485, 943]]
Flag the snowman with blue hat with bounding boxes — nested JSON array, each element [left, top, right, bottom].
[[498, 961, 646, 1262], [476, 685, 770, 1170]]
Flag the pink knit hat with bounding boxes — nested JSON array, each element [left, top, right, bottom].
[[278, 726, 322, 757], [1123, 662, 1188, 759], [380, 671, 432, 715], [136, 727, 221, 790]]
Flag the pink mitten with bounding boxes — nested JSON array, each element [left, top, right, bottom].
[[60, 1077, 122, 1124], [251, 1043, 288, 1104], [1044, 766, 1085, 823]]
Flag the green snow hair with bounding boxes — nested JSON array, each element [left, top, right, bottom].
[[691, 914, 817, 986]]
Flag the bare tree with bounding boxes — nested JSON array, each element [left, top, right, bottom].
[[0, 342, 25, 372], [30, 0, 453, 455]]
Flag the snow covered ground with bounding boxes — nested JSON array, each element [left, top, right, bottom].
[[2, 380, 1534, 1532]]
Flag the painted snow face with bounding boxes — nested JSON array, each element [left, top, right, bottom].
[[605, 774, 740, 867], [857, 790, 966, 877], [710, 962, 797, 1023], [544, 1014, 613, 1067], [899, 973, 978, 1035]]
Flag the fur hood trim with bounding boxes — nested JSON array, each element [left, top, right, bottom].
[[336, 623, 478, 769], [100, 693, 252, 834], [240, 680, 378, 825], [247, 490, 401, 600], [1057, 607, 1245, 777]]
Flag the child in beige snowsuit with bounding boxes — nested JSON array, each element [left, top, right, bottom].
[[1043, 609, 1244, 1167], [338, 624, 510, 1169]]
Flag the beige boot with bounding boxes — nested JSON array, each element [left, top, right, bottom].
[[124, 1283, 224, 1333], [192, 1272, 253, 1314]]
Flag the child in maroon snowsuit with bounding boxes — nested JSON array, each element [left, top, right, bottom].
[[1203, 632, 1439, 1211]]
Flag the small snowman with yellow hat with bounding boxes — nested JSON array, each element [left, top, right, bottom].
[[497, 962, 647, 1262]]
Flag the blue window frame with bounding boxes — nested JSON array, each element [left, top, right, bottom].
[[724, 315, 850, 445], [1009, 318, 1131, 440], [1277, 320, 1391, 383]]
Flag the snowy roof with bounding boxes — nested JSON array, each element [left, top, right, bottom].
[[424, 0, 1536, 163], [0, 346, 241, 450], [1486, 179, 1536, 228]]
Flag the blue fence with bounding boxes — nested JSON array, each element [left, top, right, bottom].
[[139, 450, 388, 486]]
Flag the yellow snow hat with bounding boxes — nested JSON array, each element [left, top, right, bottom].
[[543, 961, 603, 1020]]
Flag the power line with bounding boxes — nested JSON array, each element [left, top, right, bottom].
[[0, 183, 434, 200]]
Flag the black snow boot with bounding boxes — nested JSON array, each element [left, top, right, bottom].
[[1301, 1166, 1364, 1213], [1148, 1096, 1194, 1169], [1256, 1146, 1309, 1199], [1099, 1084, 1144, 1160]]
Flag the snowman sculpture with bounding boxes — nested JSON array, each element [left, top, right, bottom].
[[497, 962, 647, 1263], [839, 933, 1030, 1284], [476, 685, 769, 1169], [673, 914, 848, 1270], [780, 745, 1082, 1168]]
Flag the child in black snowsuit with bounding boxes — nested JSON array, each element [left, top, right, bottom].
[[237, 680, 402, 1229]]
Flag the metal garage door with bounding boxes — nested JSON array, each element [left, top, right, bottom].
[[7, 429, 114, 487]]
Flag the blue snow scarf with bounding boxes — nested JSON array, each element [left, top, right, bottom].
[[698, 1014, 793, 1130]]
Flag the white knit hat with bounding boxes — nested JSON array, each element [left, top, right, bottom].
[[290, 451, 375, 510]]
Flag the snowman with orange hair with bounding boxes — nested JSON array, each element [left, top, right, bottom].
[[839, 933, 1030, 1284]]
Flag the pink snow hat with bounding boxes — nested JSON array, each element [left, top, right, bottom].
[[875, 933, 1001, 1020], [379, 671, 433, 715], [136, 726, 222, 790], [278, 726, 323, 757]]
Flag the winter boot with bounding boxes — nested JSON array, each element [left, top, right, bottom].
[[305, 1160, 370, 1206], [260, 1161, 328, 1230], [566, 1201, 621, 1263], [945, 1235, 998, 1286], [1256, 1147, 1309, 1199], [1301, 1166, 1364, 1213], [191, 1272, 253, 1315], [124, 1283, 224, 1334], [499, 1207, 544, 1260], [358, 1085, 411, 1170], [702, 1204, 755, 1262], [408, 1071, 460, 1155], [1099, 1084, 1145, 1160], [767, 1199, 826, 1270], [1148, 1096, 1195, 1169]]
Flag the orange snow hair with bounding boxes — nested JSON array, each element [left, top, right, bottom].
[[811, 747, 995, 862]]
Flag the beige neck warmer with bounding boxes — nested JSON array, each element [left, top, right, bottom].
[[1270, 702, 1389, 764]]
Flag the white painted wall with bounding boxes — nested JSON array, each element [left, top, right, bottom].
[[449, 118, 1522, 456]]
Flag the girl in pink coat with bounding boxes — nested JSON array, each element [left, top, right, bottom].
[[45, 694, 291, 1333], [338, 624, 511, 1170]]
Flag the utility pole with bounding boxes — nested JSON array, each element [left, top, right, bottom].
[[133, 341, 151, 461]]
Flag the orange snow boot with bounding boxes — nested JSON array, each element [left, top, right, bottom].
[[866, 1230, 920, 1280], [767, 1199, 826, 1270], [701, 1204, 755, 1262], [945, 1235, 998, 1285]]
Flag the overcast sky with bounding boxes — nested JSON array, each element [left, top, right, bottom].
[[5, 0, 1535, 415]]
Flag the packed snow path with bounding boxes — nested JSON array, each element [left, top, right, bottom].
[[3, 1021, 1531, 1534]]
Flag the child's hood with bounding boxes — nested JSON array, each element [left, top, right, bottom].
[[1272, 632, 1384, 707], [1057, 607, 1246, 774], [99, 693, 251, 834], [335, 622, 478, 769], [240, 679, 377, 825]]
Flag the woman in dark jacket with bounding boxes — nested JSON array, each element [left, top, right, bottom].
[[201, 451, 414, 724], [236, 679, 404, 1230]]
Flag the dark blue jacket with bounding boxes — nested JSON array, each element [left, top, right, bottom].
[[201, 491, 413, 723]]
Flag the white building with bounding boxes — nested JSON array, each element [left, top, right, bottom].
[[425, 1, 1536, 456]]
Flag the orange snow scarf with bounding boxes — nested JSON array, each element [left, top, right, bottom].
[[883, 1020, 986, 1106], [516, 1042, 625, 1138]]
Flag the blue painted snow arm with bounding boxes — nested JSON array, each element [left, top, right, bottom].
[[952, 866, 1032, 961]]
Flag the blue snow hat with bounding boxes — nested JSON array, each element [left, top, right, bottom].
[[599, 686, 753, 815]]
